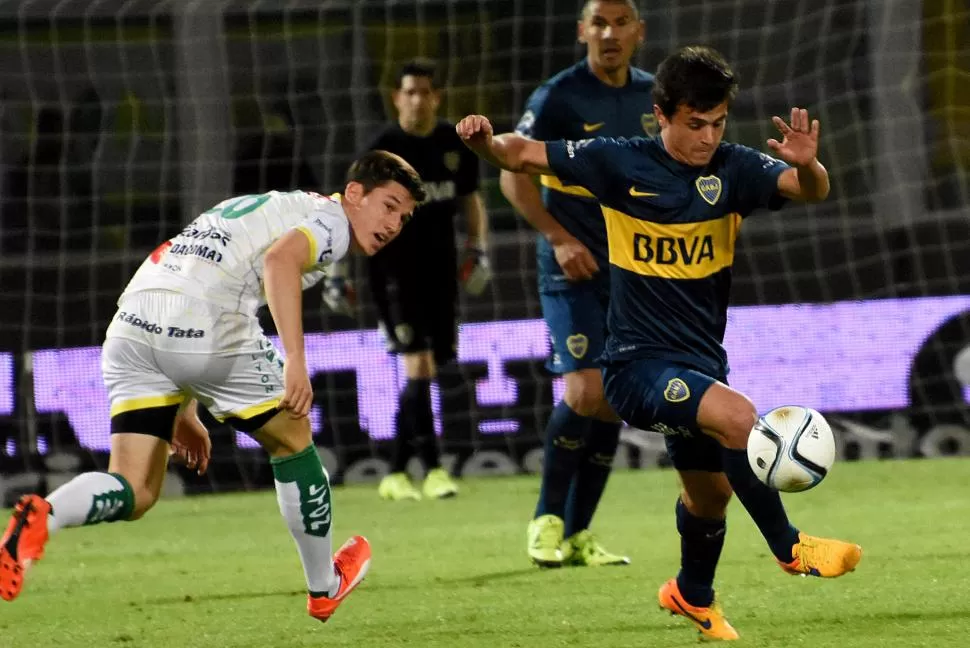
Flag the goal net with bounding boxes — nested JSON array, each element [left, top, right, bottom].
[[1, 0, 968, 497]]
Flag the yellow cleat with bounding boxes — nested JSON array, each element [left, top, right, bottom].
[[378, 472, 422, 501], [779, 532, 862, 578], [561, 530, 630, 567], [422, 467, 459, 499], [658, 578, 739, 641], [527, 514, 564, 568]]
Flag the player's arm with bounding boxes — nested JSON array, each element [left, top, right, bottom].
[[457, 191, 493, 296], [263, 229, 314, 417], [499, 171, 598, 280], [457, 115, 552, 175], [767, 107, 831, 202], [460, 191, 488, 249]]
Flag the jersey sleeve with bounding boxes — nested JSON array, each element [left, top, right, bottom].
[[294, 208, 352, 270], [545, 137, 631, 201], [515, 84, 561, 141], [728, 144, 791, 216]]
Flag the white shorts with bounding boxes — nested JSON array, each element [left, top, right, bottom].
[[102, 290, 284, 428]]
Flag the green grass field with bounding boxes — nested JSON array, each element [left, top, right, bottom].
[[3, 458, 969, 647]]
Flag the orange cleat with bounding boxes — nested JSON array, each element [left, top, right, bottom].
[[1, 495, 52, 602], [307, 535, 372, 622], [658, 578, 740, 641], [779, 532, 862, 578]]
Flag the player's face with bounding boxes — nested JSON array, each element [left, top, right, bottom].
[[655, 101, 730, 167], [347, 181, 416, 255], [393, 75, 440, 133], [579, 2, 643, 72]]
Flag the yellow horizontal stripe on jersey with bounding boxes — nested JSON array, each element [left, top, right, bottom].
[[604, 207, 742, 280], [295, 225, 319, 269], [539, 174, 595, 198], [110, 393, 185, 417]]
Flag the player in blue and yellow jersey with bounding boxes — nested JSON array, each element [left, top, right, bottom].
[[501, 0, 653, 569], [458, 46, 862, 641]]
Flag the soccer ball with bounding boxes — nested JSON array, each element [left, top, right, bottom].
[[746, 406, 836, 493]]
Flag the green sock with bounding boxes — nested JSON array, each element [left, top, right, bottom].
[[272, 445, 339, 597], [46, 472, 135, 533]]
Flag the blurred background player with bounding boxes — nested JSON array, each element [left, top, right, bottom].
[[1, 151, 426, 622], [456, 44, 862, 641], [363, 59, 490, 501], [500, 0, 652, 567]]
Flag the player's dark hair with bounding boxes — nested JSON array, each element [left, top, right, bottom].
[[396, 58, 439, 90], [346, 150, 427, 203], [653, 46, 739, 117], [582, 0, 640, 20]]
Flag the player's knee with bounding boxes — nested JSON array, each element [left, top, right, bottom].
[[680, 474, 733, 518], [127, 485, 161, 521], [722, 397, 758, 450], [563, 386, 604, 418], [562, 372, 607, 418], [403, 351, 436, 380], [256, 414, 313, 459]]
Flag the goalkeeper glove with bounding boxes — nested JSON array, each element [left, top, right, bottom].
[[458, 244, 492, 297], [322, 276, 357, 317]]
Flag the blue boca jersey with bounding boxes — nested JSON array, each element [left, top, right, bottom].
[[546, 136, 791, 377], [515, 60, 655, 291]]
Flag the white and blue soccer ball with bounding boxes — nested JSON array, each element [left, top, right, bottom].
[[747, 406, 836, 493]]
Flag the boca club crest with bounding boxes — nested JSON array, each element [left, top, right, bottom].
[[641, 113, 658, 136], [695, 175, 722, 206], [566, 334, 589, 359], [444, 151, 461, 173], [663, 378, 691, 403]]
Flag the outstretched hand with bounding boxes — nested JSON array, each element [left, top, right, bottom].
[[767, 107, 819, 167]]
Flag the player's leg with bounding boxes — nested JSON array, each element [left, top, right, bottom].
[[602, 359, 739, 640], [694, 383, 800, 563], [558, 290, 627, 566], [202, 338, 368, 622], [697, 384, 862, 577], [419, 311, 460, 500], [370, 263, 422, 500], [531, 285, 623, 567], [1, 337, 177, 602], [555, 368, 630, 567], [376, 319, 433, 501], [657, 469, 740, 641], [378, 349, 433, 501]]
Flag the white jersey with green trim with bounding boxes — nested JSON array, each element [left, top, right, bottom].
[[121, 190, 352, 316]]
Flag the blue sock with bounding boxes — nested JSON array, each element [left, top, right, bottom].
[[722, 448, 800, 562], [534, 403, 590, 520], [675, 498, 725, 608], [564, 419, 621, 537]]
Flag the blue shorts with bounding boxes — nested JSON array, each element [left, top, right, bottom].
[[539, 283, 609, 375], [602, 358, 725, 472]]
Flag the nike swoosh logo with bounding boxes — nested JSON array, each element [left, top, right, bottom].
[[673, 596, 713, 630], [629, 186, 659, 197], [583, 122, 605, 132]]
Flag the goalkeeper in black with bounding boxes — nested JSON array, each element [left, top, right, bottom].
[[363, 59, 489, 501]]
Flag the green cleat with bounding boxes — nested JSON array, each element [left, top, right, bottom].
[[561, 530, 630, 566], [527, 514, 565, 567], [422, 467, 459, 499], [378, 472, 422, 501]]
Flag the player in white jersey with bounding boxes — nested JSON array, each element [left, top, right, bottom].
[[1, 150, 426, 624]]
